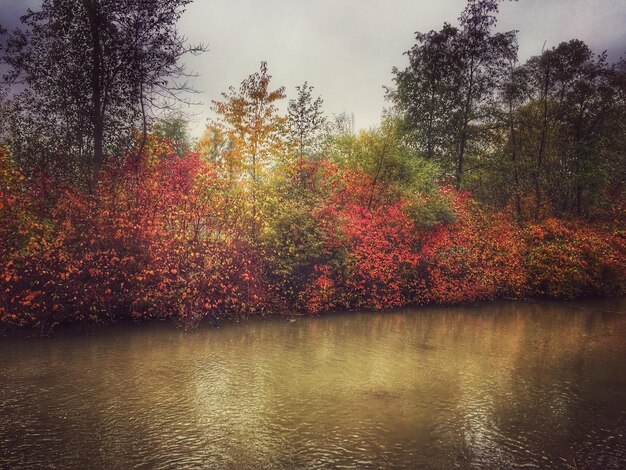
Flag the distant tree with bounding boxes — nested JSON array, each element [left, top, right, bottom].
[[468, 39, 626, 220], [329, 112, 355, 136], [1, 0, 205, 189], [287, 82, 326, 162], [390, 23, 460, 162], [390, 0, 517, 188], [325, 115, 443, 215], [153, 113, 191, 158], [520, 40, 625, 218], [196, 124, 229, 163]]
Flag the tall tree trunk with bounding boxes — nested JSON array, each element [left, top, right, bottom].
[[367, 130, 391, 210], [507, 91, 522, 219], [457, 60, 474, 189], [426, 86, 435, 159], [251, 131, 258, 240], [457, 126, 467, 189], [85, 0, 104, 190], [574, 103, 585, 217], [535, 68, 550, 220]]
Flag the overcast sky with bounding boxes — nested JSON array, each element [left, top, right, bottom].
[[2, 0, 625, 137]]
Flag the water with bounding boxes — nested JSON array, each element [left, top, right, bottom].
[[1, 299, 625, 469]]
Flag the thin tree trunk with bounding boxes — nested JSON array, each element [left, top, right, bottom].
[[508, 92, 522, 219], [85, 0, 104, 190], [535, 68, 550, 220], [367, 131, 391, 210], [457, 59, 474, 189]]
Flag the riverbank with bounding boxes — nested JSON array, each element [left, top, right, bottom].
[[2, 295, 624, 339]]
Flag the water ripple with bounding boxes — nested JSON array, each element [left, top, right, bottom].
[[1, 300, 625, 468]]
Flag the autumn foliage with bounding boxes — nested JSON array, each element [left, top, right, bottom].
[[0, 134, 623, 334], [1, 0, 624, 336]]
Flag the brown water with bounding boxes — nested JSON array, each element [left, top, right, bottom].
[[1, 299, 625, 469]]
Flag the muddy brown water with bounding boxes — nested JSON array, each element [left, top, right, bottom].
[[1, 299, 625, 469]]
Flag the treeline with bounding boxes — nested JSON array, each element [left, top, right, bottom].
[[390, 0, 626, 220], [0, 0, 624, 333]]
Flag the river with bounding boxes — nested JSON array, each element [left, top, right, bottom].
[[1, 299, 625, 469]]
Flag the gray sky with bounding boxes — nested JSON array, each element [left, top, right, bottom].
[[2, 0, 625, 137]]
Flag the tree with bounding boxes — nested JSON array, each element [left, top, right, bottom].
[[321, 113, 452, 229], [390, 0, 517, 188], [210, 61, 287, 238], [463, 39, 626, 220], [287, 81, 326, 162], [196, 124, 229, 163], [153, 113, 191, 158], [1, 0, 205, 189], [389, 23, 460, 162], [515, 40, 625, 218]]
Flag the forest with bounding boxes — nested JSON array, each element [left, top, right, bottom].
[[0, 0, 624, 334]]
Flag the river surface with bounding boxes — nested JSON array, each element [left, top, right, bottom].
[[1, 299, 625, 469]]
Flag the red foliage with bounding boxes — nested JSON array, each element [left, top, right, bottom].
[[0, 144, 623, 334], [418, 187, 527, 303], [0, 138, 272, 333], [299, 168, 421, 313], [524, 218, 625, 298]]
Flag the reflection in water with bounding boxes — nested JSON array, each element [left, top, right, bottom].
[[1, 299, 625, 469]]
